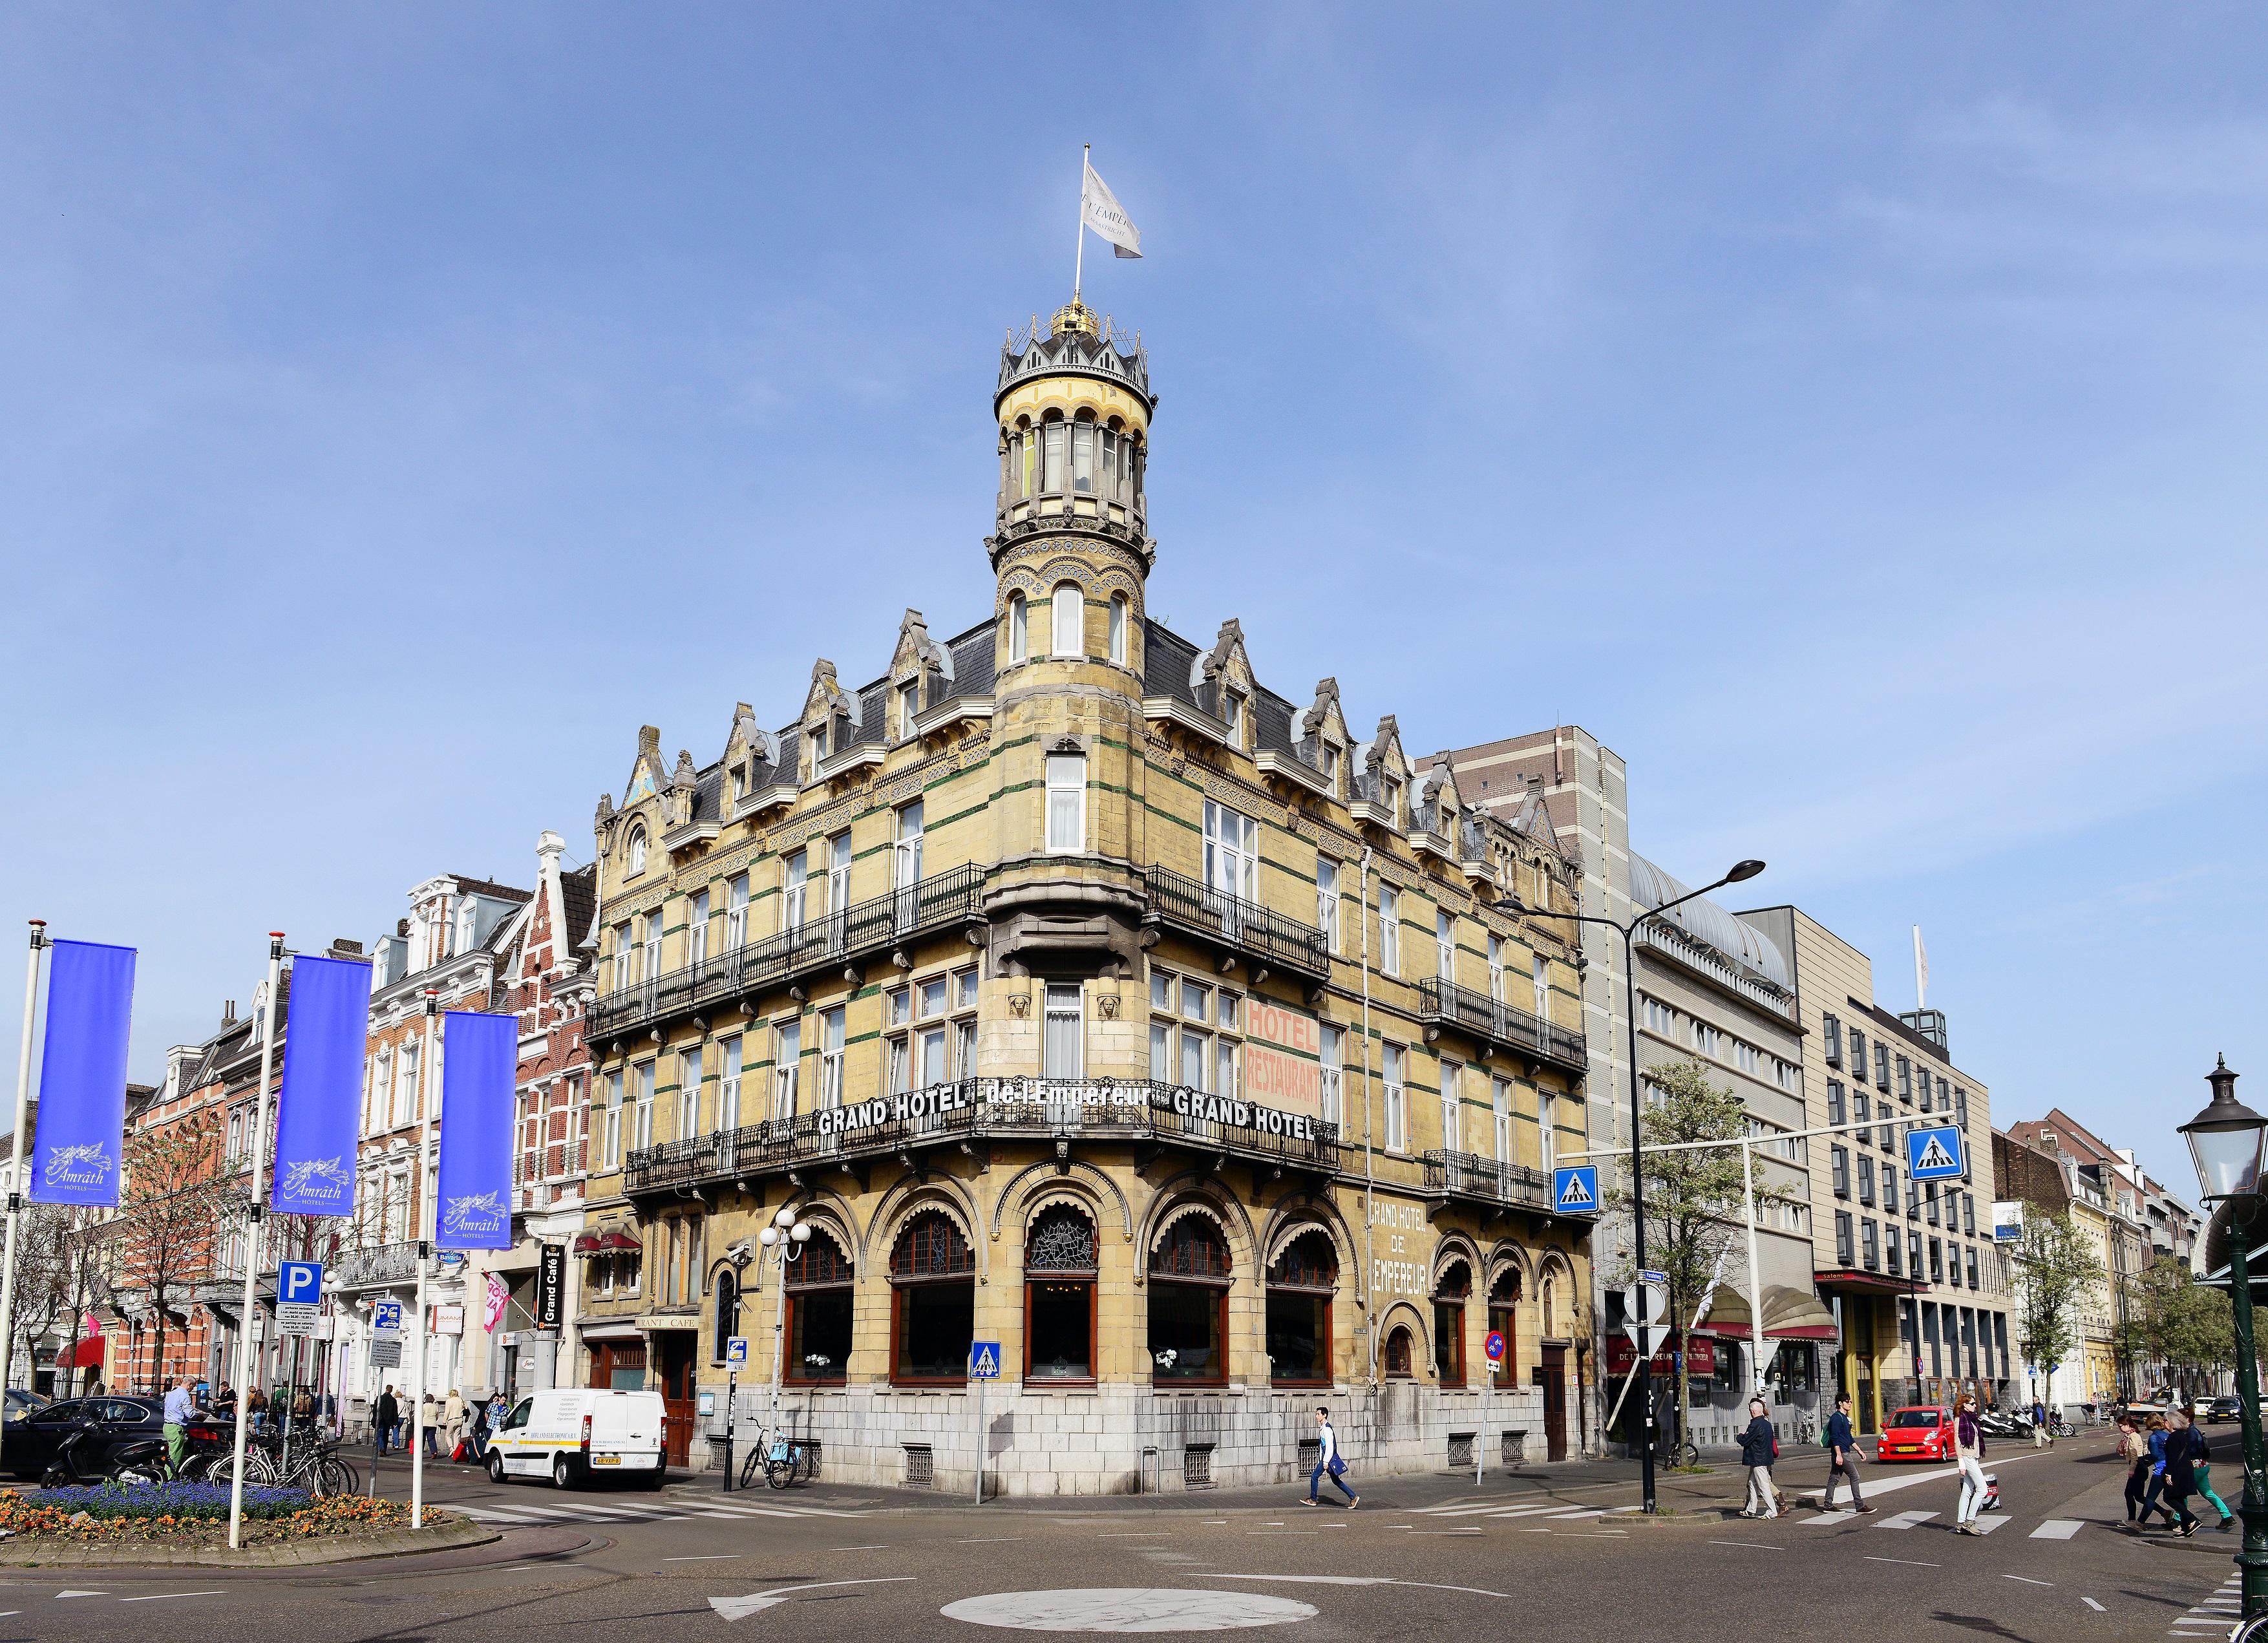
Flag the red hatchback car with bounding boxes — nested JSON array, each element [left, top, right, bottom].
[[1876, 1406, 1956, 1463]]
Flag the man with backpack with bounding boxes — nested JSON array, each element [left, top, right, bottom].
[[1821, 1392, 1872, 1513], [1300, 1404, 1359, 1509]]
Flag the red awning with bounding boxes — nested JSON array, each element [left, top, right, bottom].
[[602, 1231, 642, 1253], [571, 1233, 604, 1256], [60, 1335, 107, 1368]]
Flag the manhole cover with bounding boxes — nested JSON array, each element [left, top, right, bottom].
[[941, 1589, 1317, 1631]]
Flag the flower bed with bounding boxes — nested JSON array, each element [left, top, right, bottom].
[[0, 1484, 456, 1545]]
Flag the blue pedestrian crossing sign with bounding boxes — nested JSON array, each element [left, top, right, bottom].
[[970, 1342, 1002, 1381], [1907, 1123, 1967, 1182], [1553, 1165, 1600, 1214]]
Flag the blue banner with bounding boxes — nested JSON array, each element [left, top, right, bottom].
[[30, 940, 137, 1207], [270, 953, 373, 1216], [436, 1011, 516, 1249]]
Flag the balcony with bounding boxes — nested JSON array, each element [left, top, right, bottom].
[[330, 1241, 421, 1289], [1414, 978, 1587, 1076], [591, 863, 988, 1044], [624, 1078, 1344, 1195], [1139, 866, 1331, 989], [1422, 1149, 1572, 1216]]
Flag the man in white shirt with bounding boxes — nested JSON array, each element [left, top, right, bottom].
[[1301, 1404, 1359, 1509], [160, 1377, 194, 1471]]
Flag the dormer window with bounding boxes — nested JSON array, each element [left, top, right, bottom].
[[626, 825, 648, 877], [1222, 691, 1245, 745], [811, 719, 830, 761], [1381, 775, 1403, 826], [898, 678, 921, 734], [1319, 743, 1340, 788]]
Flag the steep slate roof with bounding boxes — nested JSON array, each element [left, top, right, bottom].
[[560, 864, 599, 957], [447, 876, 533, 905]]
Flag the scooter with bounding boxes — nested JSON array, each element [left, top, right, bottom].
[[39, 1422, 169, 1489]]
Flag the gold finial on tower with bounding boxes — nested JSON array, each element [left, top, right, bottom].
[[1050, 297, 1099, 339]]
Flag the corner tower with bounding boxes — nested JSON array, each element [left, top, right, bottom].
[[988, 299, 1154, 688]]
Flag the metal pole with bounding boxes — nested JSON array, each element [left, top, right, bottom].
[[1741, 1140, 1767, 1402], [228, 933, 284, 1551], [723, 1367, 736, 1494], [2227, 1211, 2268, 1617], [1073, 143, 1088, 302], [0, 921, 48, 1399], [410, 991, 438, 1528], [973, 1370, 984, 1505], [770, 1245, 789, 1425], [1620, 920, 1655, 1512], [1478, 1352, 1489, 1485], [1359, 847, 1377, 1386]]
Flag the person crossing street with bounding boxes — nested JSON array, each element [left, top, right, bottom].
[[1821, 1393, 1871, 1513], [1299, 1405, 1359, 1509], [1738, 1398, 1779, 1518], [1953, 1394, 1989, 1534]]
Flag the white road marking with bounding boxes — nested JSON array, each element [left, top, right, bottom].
[[665, 1554, 743, 1562], [1801, 1512, 1857, 1525], [1100, 1532, 1163, 1538], [2030, 1519, 2084, 1540], [1408, 1530, 1482, 1536], [2083, 1598, 2106, 1612], [712, 1578, 917, 1622], [1246, 1530, 1317, 1535], [1214, 1574, 1511, 1598], [1966, 1517, 2009, 1534], [1547, 1509, 1607, 1520], [2001, 1573, 2050, 1585], [961, 1538, 1026, 1543], [1710, 1542, 1783, 1551], [54, 1592, 109, 1600], [1878, 1510, 1938, 1529], [830, 1545, 889, 1551], [1865, 1556, 1940, 1567], [117, 1593, 224, 1603]]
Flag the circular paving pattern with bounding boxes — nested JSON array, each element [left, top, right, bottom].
[[940, 1587, 1319, 1632]]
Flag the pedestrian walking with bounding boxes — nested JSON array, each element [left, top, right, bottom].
[[1739, 1397, 1779, 1518], [421, 1392, 443, 1456], [2141, 1414, 2182, 1529], [2117, 1417, 2152, 1522], [1822, 1392, 1872, 1513], [2188, 1419, 2237, 1532], [2030, 1397, 2051, 1449], [2161, 1410, 2205, 1537], [443, 1388, 467, 1459], [1299, 1405, 1359, 1509], [1953, 1394, 1989, 1534], [374, 1384, 401, 1456], [160, 1375, 193, 1472]]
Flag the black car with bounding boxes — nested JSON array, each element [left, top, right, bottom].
[[1, 1395, 166, 1481], [2209, 1396, 2243, 1424]]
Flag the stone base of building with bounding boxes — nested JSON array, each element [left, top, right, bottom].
[[697, 1381, 1573, 1496]]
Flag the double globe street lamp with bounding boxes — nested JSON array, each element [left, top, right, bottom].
[[2179, 1057, 2268, 1622], [758, 1205, 813, 1424]]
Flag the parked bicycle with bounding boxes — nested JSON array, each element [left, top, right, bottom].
[[203, 1427, 359, 1496], [737, 1425, 814, 1490]]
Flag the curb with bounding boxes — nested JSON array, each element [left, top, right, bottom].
[[0, 1518, 498, 1568]]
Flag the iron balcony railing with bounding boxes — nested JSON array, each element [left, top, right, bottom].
[[328, 1241, 421, 1289], [624, 1077, 1344, 1192], [591, 863, 988, 1042], [1414, 977, 1588, 1074], [1421, 1149, 1573, 1215], [1139, 865, 1331, 984]]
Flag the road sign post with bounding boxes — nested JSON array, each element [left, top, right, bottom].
[[1481, 1330, 1508, 1485], [722, 1337, 749, 1494], [970, 1341, 1000, 1505]]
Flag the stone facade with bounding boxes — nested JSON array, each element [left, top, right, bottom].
[[570, 297, 1596, 1494]]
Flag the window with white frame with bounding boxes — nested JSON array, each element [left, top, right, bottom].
[[604, 1070, 624, 1167], [1487, 934, 1504, 1001], [1108, 594, 1127, 664], [1693, 1021, 1721, 1057], [392, 1041, 418, 1130], [719, 1035, 741, 1133], [1222, 690, 1244, 746], [1531, 951, 1549, 1023], [895, 800, 924, 901], [819, 1006, 845, 1113], [783, 850, 807, 935], [1383, 1044, 1407, 1152], [1203, 800, 1258, 904], [898, 677, 920, 734], [1735, 1040, 1760, 1076], [1317, 857, 1340, 953], [688, 889, 710, 970], [1642, 996, 1675, 1036], [1380, 773, 1402, 827], [885, 986, 913, 1094], [626, 826, 647, 876], [1150, 970, 1244, 1095], [1008, 593, 1028, 662], [1436, 909, 1455, 983], [678, 1046, 702, 1140], [611, 920, 633, 995], [1439, 1060, 1461, 1154], [1043, 982, 1084, 1079], [953, 967, 979, 1080], [773, 1019, 801, 1121], [1775, 1058, 1797, 1093], [1046, 752, 1086, 853], [642, 913, 662, 993], [1319, 1024, 1343, 1128], [1052, 584, 1083, 658], [726, 874, 748, 954], [825, 829, 852, 925], [1379, 884, 1400, 975], [1492, 1078, 1512, 1165], [631, 1061, 655, 1152], [1538, 1088, 1556, 1172]]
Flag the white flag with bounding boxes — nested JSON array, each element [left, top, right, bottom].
[[1081, 160, 1143, 260], [1913, 925, 1929, 1006]]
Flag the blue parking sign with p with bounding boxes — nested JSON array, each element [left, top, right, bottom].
[[1553, 1165, 1598, 1214], [279, 1260, 323, 1306], [372, 1298, 403, 1333]]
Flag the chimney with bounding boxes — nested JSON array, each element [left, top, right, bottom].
[[222, 1000, 237, 1027]]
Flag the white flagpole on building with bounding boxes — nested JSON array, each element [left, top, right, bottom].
[[1073, 142, 1090, 303], [410, 990, 438, 1529], [0, 920, 49, 1398], [228, 931, 286, 1551], [1913, 926, 1927, 1010]]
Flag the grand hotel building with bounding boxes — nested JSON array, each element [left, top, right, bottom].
[[569, 298, 1596, 1494]]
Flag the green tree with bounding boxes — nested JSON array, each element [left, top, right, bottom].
[[1603, 1057, 1769, 1454], [116, 1122, 231, 1392], [2011, 1210, 2099, 1397]]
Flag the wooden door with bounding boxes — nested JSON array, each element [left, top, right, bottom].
[[1540, 1345, 1568, 1461], [657, 1336, 695, 1468]]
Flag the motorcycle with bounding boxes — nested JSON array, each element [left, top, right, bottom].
[[39, 1421, 171, 1489]]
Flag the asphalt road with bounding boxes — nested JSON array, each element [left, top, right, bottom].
[[0, 1430, 2245, 1642]]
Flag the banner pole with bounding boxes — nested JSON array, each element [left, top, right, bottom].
[[410, 991, 438, 1530], [1073, 143, 1088, 303], [0, 920, 48, 1398], [228, 933, 285, 1552]]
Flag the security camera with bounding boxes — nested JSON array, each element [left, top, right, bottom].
[[726, 1239, 754, 1266]]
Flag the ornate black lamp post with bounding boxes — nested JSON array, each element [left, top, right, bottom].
[[2179, 1056, 2268, 1619]]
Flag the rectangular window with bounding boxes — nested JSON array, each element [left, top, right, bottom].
[[1010, 595, 1028, 661], [1052, 585, 1083, 658], [894, 800, 924, 904], [1439, 1060, 1461, 1154], [604, 1070, 623, 1167], [688, 889, 710, 970], [1046, 753, 1086, 853], [394, 1042, 419, 1130], [774, 1020, 801, 1122], [1736, 1041, 1760, 1075], [1955, 1087, 1969, 1129], [1150, 1019, 1172, 1082], [1895, 1055, 1911, 1099], [1071, 419, 1094, 494], [1383, 1044, 1408, 1151], [1693, 1022, 1721, 1057], [1874, 1043, 1891, 1090], [1909, 1230, 1922, 1274], [1886, 1225, 1903, 1277], [1319, 1025, 1343, 1128], [1966, 1246, 1980, 1290], [1538, 1089, 1557, 1174], [1858, 1154, 1876, 1205], [1835, 1211, 1854, 1266], [825, 829, 853, 924], [1827, 1079, 1846, 1126], [1882, 1163, 1898, 1219], [1044, 982, 1083, 1080], [1775, 1059, 1797, 1092], [632, 1061, 655, 1152], [1929, 1238, 1944, 1285], [1962, 1193, 1977, 1236], [679, 1046, 702, 1140], [1317, 858, 1340, 953], [1379, 885, 1400, 976], [1180, 1025, 1209, 1090], [1927, 1183, 1941, 1225], [1203, 800, 1259, 904], [719, 1035, 741, 1133], [1823, 1013, 1841, 1066], [820, 1006, 845, 1112], [1861, 1218, 1880, 1270], [1108, 594, 1126, 664], [1437, 909, 1456, 983], [726, 873, 749, 954], [784, 851, 807, 934], [1643, 997, 1675, 1035], [1830, 1146, 1850, 1198], [1492, 1079, 1512, 1165], [1486, 934, 1504, 1001], [1042, 420, 1065, 493], [1222, 690, 1244, 744]]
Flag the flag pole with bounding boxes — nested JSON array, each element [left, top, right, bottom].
[[227, 932, 286, 1552], [0, 920, 49, 1399], [410, 991, 438, 1530], [1913, 926, 1925, 1011], [1073, 142, 1089, 303]]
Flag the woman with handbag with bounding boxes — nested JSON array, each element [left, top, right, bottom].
[[2117, 1416, 2152, 1522], [1300, 1405, 1359, 1509]]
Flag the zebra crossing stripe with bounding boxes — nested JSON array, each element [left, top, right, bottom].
[[1878, 1510, 1937, 1529], [2028, 1520, 2083, 1540]]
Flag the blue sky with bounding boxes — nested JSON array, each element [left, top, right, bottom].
[[3, 5, 2262, 1195]]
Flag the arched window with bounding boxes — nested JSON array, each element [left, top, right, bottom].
[[1433, 1260, 1472, 1387], [1024, 1206, 1098, 1383], [786, 1229, 853, 1384], [1008, 593, 1028, 662], [1488, 1267, 1521, 1385], [1149, 1214, 1231, 1386], [1542, 1275, 1558, 1338], [1052, 584, 1083, 659], [1108, 593, 1127, 665], [1041, 412, 1066, 494], [626, 826, 647, 877], [1266, 1231, 1337, 1387], [889, 1211, 974, 1384], [710, 1268, 741, 1366], [1018, 419, 1036, 499], [1384, 1324, 1415, 1379]]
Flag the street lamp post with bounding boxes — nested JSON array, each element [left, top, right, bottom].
[[1508, 857, 1764, 1514], [2180, 1056, 2268, 1620], [758, 1205, 811, 1432]]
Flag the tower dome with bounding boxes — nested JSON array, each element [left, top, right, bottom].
[[989, 306, 1154, 574]]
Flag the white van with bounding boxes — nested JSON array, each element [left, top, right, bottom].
[[485, 1388, 668, 1489]]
